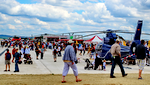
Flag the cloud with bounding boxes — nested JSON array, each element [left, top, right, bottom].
[[0, 13, 8, 21], [0, 1, 70, 22], [0, 0, 150, 40], [65, 24, 71, 31], [120, 26, 135, 31], [14, 19, 23, 24], [26, 25, 34, 29], [8, 24, 16, 29], [15, 25, 23, 29]]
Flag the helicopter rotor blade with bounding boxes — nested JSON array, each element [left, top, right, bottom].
[[75, 32, 104, 39]]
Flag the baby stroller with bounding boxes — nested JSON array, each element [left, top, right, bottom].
[[24, 54, 33, 64], [84, 59, 93, 70]]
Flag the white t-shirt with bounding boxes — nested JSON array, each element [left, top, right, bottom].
[[103, 62, 106, 66], [58, 47, 61, 51]]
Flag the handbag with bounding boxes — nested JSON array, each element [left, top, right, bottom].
[[18, 60, 22, 64], [75, 60, 78, 64]]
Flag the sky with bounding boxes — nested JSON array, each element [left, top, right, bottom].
[[0, 0, 150, 40]]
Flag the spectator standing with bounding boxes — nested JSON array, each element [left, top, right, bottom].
[[12, 47, 16, 58], [93, 53, 103, 70], [135, 40, 146, 79], [79, 44, 83, 56], [110, 39, 127, 78], [87, 45, 91, 54], [4, 49, 11, 71], [41, 46, 46, 59], [83, 44, 86, 56], [73, 43, 78, 55], [12, 49, 20, 72], [25, 46, 30, 58], [53, 46, 58, 62], [57, 45, 62, 56], [35, 46, 40, 60], [62, 40, 82, 83]]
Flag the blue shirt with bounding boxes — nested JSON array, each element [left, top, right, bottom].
[[63, 45, 77, 62], [14, 52, 20, 60]]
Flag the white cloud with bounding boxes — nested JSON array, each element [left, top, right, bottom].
[[0, 13, 8, 21], [8, 24, 16, 29], [14, 19, 23, 24], [26, 25, 34, 29], [0, 1, 71, 21], [0, 0, 150, 40], [34, 18, 48, 25], [120, 26, 134, 31], [16, 25, 23, 29], [65, 24, 71, 30]]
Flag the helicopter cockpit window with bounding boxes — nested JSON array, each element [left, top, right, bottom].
[[96, 43, 102, 51]]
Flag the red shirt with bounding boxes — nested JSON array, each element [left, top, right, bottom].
[[12, 48, 16, 55]]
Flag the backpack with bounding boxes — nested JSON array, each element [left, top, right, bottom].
[[54, 49, 57, 54], [6, 53, 11, 60]]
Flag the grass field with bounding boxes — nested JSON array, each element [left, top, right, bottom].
[[0, 73, 150, 85]]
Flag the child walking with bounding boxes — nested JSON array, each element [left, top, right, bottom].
[[103, 60, 106, 71]]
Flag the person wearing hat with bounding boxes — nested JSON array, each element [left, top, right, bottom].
[[110, 39, 127, 78], [62, 40, 82, 83]]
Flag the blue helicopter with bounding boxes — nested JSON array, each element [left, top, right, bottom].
[[95, 20, 149, 63], [62, 20, 149, 63]]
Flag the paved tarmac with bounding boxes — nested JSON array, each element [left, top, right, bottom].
[[0, 47, 150, 75]]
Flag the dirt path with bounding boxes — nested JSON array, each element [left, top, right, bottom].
[[0, 73, 150, 85]]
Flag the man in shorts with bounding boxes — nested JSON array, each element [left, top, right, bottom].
[[4, 49, 11, 71], [135, 40, 146, 79]]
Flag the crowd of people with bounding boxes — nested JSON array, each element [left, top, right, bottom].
[[1, 38, 149, 82], [1, 39, 98, 72]]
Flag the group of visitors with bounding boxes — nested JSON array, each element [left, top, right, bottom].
[[4, 48, 21, 72], [1, 38, 148, 83], [110, 39, 146, 80]]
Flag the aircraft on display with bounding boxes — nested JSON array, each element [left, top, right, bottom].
[[62, 20, 150, 63], [95, 20, 150, 63]]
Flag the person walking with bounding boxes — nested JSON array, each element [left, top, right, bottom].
[[135, 40, 146, 79], [41, 46, 46, 59], [57, 45, 62, 56], [12, 49, 21, 72], [4, 49, 11, 72], [35, 46, 40, 60], [62, 40, 82, 83], [83, 44, 86, 56], [53, 46, 58, 62], [110, 39, 127, 78]]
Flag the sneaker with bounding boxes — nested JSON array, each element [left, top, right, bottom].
[[4, 70, 7, 72], [138, 77, 143, 80], [14, 71, 19, 72], [110, 76, 116, 78], [122, 74, 128, 77]]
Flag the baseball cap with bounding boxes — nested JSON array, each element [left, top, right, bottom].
[[68, 40, 74, 44]]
